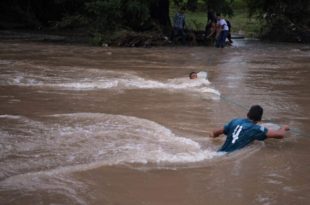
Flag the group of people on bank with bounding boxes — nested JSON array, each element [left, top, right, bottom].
[[205, 10, 233, 48], [171, 8, 232, 48]]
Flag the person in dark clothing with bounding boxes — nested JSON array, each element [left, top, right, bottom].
[[171, 7, 186, 45], [207, 10, 217, 24], [205, 19, 217, 45], [225, 19, 233, 44]]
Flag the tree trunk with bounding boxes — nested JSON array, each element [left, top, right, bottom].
[[187, 0, 198, 11], [150, 0, 171, 34]]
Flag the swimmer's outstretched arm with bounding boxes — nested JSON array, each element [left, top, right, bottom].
[[211, 125, 289, 139], [266, 125, 290, 139]]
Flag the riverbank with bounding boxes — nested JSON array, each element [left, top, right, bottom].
[[2, 28, 308, 48], [0, 29, 201, 47], [0, 30, 89, 44], [0, 29, 242, 47]]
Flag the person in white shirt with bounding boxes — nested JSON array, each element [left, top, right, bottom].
[[215, 13, 229, 48]]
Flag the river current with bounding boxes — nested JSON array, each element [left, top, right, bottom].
[[0, 40, 309, 205]]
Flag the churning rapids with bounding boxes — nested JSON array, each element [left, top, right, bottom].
[[0, 40, 309, 205]]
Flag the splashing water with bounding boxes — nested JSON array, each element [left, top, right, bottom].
[[0, 60, 220, 97], [0, 113, 219, 182]]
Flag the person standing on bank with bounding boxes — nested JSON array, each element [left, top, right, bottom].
[[211, 105, 290, 152], [207, 9, 217, 24], [225, 19, 233, 45], [171, 7, 186, 45], [215, 13, 229, 48]]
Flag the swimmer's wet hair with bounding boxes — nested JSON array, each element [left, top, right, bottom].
[[189, 71, 197, 79], [247, 105, 263, 122]]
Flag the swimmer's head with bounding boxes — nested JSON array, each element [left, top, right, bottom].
[[247, 105, 263, 122], [189, 72, 197, 79]]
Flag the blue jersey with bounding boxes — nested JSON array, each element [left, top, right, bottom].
[[218, 118, 268, 152]]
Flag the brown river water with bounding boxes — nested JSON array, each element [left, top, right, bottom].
[[0, 40, 309, 205]]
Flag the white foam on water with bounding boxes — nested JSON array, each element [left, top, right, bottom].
[[0, 62, 220, 97], [0, 113, 220, 203], [260, 122, 281, 130], [0, 115, 21, 119], [0, 113, 219, 182], [255, 194, 273, 205]]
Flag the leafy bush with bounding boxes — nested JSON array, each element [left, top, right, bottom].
[[245, 0, 310, 42], [86, 0, 123, 31], [89, 32, 106, 46], [54, 15, 88, 29], [122, 1, 151, 30], [85, 0, 154, 32]]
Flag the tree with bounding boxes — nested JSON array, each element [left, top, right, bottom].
[[0, 0, 87, 28], [204, 0, 234, 16], [187, 0, 198, 11], [86, 0, 171, 32], [0, 0, 173, 35], [245, 0, 310, 42], [150, 0, 171, 33]]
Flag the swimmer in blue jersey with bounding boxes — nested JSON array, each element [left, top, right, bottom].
[[211, 105, 289, 152]]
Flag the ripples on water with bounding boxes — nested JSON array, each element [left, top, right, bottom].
[[0, 113, 221, 204], [0, 60, 220, 95], [0, 41, 309, 205], [0, 55, 223, 204], [0, 113, 219, 180]]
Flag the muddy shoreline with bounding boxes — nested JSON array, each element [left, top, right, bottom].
[[0, 30, 90, 45], [0, 29, 247, 47]]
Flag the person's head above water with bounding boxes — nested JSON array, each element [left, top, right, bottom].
[[247, 105, 263, 122], [189, 71, 197, 79], [180, 6, 186, 14]]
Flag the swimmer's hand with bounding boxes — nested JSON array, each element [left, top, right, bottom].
[[282, 125, 290, 131], [209, 128, 224, 138], [208, 132, 215, 138], [266, 125, 289, 139]]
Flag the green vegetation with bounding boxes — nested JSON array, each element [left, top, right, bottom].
[[246, 0, 310, 42], [0, 0, 308, 44], [228, 10, 261, 37]]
